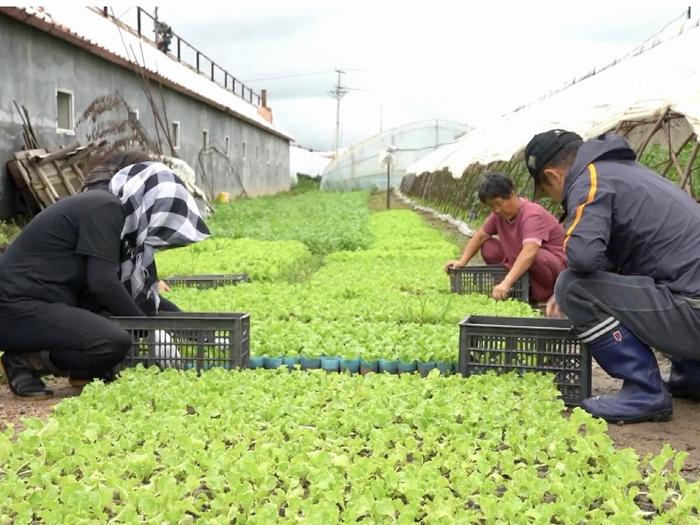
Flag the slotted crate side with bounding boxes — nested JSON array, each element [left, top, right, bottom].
[[164, 273, 250, 289], [449, 265, 529, 302], [113, 312, 250, 371], [458, 316, 591, 406]]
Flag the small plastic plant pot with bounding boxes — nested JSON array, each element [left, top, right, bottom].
[[377, 359, 399, 374], [321, 356, 340, 372], [339, 358, 361, 374], [300, 356, 321, 370], [264, 357, 284, 369], [435, 361, 454, 376], [397, 361, 418, 374], [249, 356, 265, 370], [417, 361, 437, 377], [360, 360, 378, 375], [282, 356, 300, 370]]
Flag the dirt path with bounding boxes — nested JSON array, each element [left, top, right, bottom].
[[0, 379, 78, 433], [593, 355, 700, 480]]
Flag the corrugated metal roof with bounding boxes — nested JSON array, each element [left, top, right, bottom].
[[2, 6, 292, 141]]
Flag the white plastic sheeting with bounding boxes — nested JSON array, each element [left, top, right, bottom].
[[289, 146, 332, 185], [321, 120, 469, 191], [12, 6, 291, 140], [407, 17, 700, 178]]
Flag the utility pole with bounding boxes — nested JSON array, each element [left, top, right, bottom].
[[329, 69, 348, 158]]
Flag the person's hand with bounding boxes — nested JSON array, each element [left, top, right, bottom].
[[158, 280, 171, 293], [546, 296, 564, 318], [444, 260, 463, 273], [491, 282, 511, 300]]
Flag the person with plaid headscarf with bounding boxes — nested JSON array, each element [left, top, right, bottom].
[[0, 154, 209, 399]]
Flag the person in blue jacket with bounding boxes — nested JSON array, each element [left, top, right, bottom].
[[525, 129, 700, 423]]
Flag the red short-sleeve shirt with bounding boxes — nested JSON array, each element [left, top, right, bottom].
[[482, 198, 566, 266]]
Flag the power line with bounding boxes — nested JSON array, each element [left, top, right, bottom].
[[243, 68, 371, 83]]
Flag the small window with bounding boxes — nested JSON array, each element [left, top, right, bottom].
[[225, 136, 230, 155], [129, 109, 140, 121], [171, 121, 181, 150], [267, 148, 271, 165], [56, 89, 74, 133], [256, 145, 260, 161], [242, 140, 247, 160], [202, 129, 209, 149]]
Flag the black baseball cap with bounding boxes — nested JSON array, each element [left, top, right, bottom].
[[524, 129, 583, 191]]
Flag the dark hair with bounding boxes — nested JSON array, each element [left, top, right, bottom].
[[82, 149, 153, 191], [537, 140, 582, 182], [478, 172, 515, 203]]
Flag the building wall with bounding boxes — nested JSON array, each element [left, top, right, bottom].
[[0, 14, 290, 218]]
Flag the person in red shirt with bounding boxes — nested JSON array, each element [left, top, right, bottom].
[[445, 172, 567, 302]]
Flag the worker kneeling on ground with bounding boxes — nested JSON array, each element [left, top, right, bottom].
[[445, 172, 567, 302], [526, 129, 700, 424], [0, 156, 209, 399]]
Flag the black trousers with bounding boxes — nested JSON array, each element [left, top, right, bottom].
[[555, 270, 700, 360], [0, 299, 130, 376]]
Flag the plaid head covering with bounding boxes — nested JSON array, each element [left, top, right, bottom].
[[109, 161, 210, 310]]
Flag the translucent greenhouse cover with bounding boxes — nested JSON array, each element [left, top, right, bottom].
[[407, 16, 700, 178], [289, 146, 332, 185], [320, 120, 469, 191]]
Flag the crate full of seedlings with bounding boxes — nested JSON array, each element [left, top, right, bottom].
[[459, 316, 590, 406], [163, 273, 250, 289], [113, 312, 250, 371], [449, 264, 529, 302]]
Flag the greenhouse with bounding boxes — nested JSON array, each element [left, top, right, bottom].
[[320, 120, 468, 191], [403, 15, 700, 221]]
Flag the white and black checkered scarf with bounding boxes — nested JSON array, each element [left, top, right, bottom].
[[109, 161, 210, 310]]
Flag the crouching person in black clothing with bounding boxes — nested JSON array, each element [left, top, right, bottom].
[[0, 156, 209, 398]]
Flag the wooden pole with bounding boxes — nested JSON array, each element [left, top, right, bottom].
[[679, 140, 700, 194], [635, 107, 670, 160]]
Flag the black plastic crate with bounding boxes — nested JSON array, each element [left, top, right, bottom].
[[113, 312, 250, 371], [459, 316, 591, 406], [449, 265, 529, 302], [163, 273, 249, 289]]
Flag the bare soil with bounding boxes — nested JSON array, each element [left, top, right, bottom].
[[0, 378, 79, 433]]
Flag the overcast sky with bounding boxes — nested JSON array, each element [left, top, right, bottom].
[[142, 1, 697, 150]]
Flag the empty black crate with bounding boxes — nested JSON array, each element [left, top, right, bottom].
[[113, 312, 250, 371], [449, 265, 529, 302], [164, 273, 249, 289], [459, 316, 590, 406]]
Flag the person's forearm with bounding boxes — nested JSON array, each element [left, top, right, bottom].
[[459, 229, 490, 265], [502, 244, 539, 288], [87, 257, 144, 317]]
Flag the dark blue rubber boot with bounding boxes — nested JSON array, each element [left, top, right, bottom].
[[666, 358, 700, 401], [582, 324, 672, 424]]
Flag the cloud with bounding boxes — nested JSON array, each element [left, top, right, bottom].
[[156, 0, 697, 149]]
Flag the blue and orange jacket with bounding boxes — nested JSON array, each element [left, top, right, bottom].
[[562, 133, 700, 297]]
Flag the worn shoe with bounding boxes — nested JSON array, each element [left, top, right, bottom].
[[665, 358, 700, 401], [580, 322, 672, 424], [0, 351, 55, 399]]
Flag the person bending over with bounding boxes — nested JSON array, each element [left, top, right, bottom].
[[445, 172, 567, 302], [0, 159, 209, 399]]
